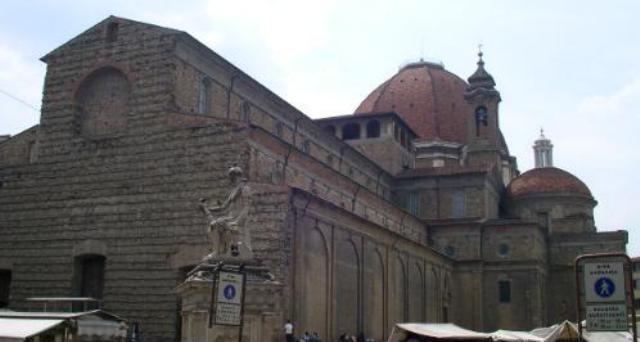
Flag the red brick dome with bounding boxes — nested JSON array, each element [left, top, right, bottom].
[[354, 61, 473, 143], [506, 167, 592, 198]]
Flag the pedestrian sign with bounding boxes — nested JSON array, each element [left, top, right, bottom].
[[215, 271, 245, 326], [584, 262, 625, 303], [576, 254, 636, 336], [594, 277, 615, 298]]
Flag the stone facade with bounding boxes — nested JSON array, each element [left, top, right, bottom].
[[0, 15, 628, 342]]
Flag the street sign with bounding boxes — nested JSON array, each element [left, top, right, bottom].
[[584, 262, 625, 302], [576, 254, 636, 337], [214, 271, 245, 326], [586, 304, 628, 331]]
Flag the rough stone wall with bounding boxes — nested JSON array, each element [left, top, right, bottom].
[[508, 195, 596, 234], [37, 18, 179, 162], [247, 127, 426, 246], [546, 231, 627, 324], [0, 121, 252, 341], [481, 269, 545, 331], [346, 135, 413, 175], [171, 37, 396, 202], [394, 173, 492, 220], [0, 126, 38, 166], [290, 191, 453, 342]]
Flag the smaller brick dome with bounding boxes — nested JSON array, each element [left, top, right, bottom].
[[506, 167, 592, 198]]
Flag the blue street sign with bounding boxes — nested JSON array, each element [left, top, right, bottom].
[[223, 284, 236, 300], [594, 277, 615, 298]]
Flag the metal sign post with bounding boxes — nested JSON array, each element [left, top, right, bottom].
[[575, 253, 637, 340]]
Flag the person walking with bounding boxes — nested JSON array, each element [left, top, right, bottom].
[[284, 320, 294, 342]]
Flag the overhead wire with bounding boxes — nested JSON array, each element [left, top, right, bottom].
[[0, 88, 39, 112]]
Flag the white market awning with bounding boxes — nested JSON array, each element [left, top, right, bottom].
[[390, 323, 493, 341], [0, 318, 65, 342], [491, 329, 545, 342]]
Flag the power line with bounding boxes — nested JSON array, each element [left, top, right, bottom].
[[0, 88, 40, 112]]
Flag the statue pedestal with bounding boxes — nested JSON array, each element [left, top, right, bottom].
[[177, 262, 283, 342]]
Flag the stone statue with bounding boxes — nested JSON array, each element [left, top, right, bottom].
[[199, 167, 253, 260]]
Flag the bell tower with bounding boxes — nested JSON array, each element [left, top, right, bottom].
[[464, 49, 503, 167]]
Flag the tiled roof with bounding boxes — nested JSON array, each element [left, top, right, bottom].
[[506, 167, 592, 198], [354, 62, 472, 143]]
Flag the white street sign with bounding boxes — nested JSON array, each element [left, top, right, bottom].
[[586, 304, 628, 331], [217, 272, 244, 305], [216, 303, 242, 326], [584, 262, 625, 303], [215, 271, 245, 326]]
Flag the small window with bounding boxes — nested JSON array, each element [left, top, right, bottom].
[[366, 120, 381, 138], [342, 123, 361, 140], [275, 122, 283, 137], [499, 280, 511, 303], [498, 243, 510, 257], [241, 102, 250, 121], [407, 191, 420, 216], [106, 22, 119, 43], [324, 125, 336, 136], [0, 269, 11, 308], [197, 78, 211, 114], [451, 190, 465, 218], [301, 140, 310, 154], [73, 255, 106, 299], [537, 212, 550, 229], [634, 279, 640, 290]]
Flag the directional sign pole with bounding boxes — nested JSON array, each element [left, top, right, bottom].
[[237, 264, 246, 342], [575, 253, 637, 341]]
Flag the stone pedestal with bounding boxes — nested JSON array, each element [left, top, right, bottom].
[[177, 262, 283, 342]]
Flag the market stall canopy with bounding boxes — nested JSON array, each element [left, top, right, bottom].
[[530, 321, 580, 341], [389, 323, 493, 341], [491, 330, 544, 341], [0, 318, 65, 342]]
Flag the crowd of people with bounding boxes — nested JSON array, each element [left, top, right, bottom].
[[285, 320, 374, 342]]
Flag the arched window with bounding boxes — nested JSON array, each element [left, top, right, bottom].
[[324, 125, 336, 136], [197, 78, 211, 114], [73, 255, 106, 300], [241, 101, 250, 122], [474, 106, 488, 136], [366, 120, 381, 138], [75, 67, 131, 137], [342, 123, 361, 140]]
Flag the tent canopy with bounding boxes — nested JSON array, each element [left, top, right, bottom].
[[0, 318, 65, 342], [491, 329, 544, 342], [390, 323, 493, 341]]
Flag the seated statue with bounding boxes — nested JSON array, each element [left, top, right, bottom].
[[199, 167, 253, 260]]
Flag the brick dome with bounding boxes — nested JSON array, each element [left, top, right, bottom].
[[354, 61, 473, 143], [506, 167, 592, 198]]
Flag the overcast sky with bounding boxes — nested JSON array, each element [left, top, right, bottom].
[[1, 0, 639, 255]]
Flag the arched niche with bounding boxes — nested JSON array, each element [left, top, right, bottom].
[[363, 245, 384, 340], [335, 237, 359, 338], [75, 66, 131, 137], [394, 256, 407, 323], [302, 226, 329, 338], [366, 120, 381, 138], [409, 262, 425, 322]]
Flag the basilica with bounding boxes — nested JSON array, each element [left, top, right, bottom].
[[0, 16, 627, 342]]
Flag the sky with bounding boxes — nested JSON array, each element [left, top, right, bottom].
[[1, 1, 639, 254]]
